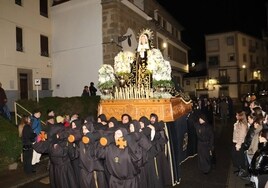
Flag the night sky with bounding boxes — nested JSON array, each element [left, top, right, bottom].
[[156, 0, 268, 63]]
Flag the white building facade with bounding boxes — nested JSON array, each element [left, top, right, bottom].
[[205, 31, 268, 100], [0, 0, 52, 110]]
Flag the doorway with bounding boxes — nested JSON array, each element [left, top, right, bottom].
[[18, 69, 32, 100], [19, 73, 28, 99]]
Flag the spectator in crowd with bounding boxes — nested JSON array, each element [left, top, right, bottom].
[[44, 109, 55, 132], [245, 117, 263, 187], [22, 115, 36, 174], [31, 109, 42, 168], [18, 115, 29, 138], [89, 82, 97, 96], [249, 128, 268, 188], [81, 86, 89, 97], [250, 100, 266, 117], [63, 114, 71, 127], [232, 110, 248, 176], [0, 82, 11, 121]]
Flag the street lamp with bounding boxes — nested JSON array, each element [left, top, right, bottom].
[[242, 64, 247, 82]]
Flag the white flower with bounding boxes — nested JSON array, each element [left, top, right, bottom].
[[147, 49, 172, 81], [98, 64, 116, 88], [114, 51, 135, 75]]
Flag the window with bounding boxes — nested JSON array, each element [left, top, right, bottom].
[[15, 0, 22, 6], [162, 19, 167, 30], [208, 56, 219, 66], [255, 41, 259, 49], [243, 54, 247, 62], [157, 37, 163, 50], [228, 53, 235, 61], [157, 15, 162, 25], [218, 70, 229, 83], [167, 43, 187, 64], [226, 36, 234, 45], [16, 27, 23, 52], [219, 69, 227, 77], [242, 37, 246, 46], [40, 0, 48, 17], [249, 40, 253, 47], [40, 35, 49, 57], [41, 78, 50, 90], [206, 39, 219, 51]]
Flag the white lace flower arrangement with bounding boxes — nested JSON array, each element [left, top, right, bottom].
[[98, 64, 116, 90], [114, 51, 135, 78], [146, 49, 173, 88]]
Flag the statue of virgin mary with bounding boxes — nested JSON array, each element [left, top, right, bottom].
[[129, 29, 154, 89]]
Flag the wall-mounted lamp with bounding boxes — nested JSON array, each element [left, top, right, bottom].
[[242, 64, 247, 82], [118, 34, 132, 46], [206, 78, 217, 91], [162, 42, 167, 49]]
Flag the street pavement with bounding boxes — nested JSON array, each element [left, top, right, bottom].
[[0, 116, 249, 188]]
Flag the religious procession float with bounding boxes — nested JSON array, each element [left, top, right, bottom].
[[97, 28, 192, 122], [97, 29, 195, 185]]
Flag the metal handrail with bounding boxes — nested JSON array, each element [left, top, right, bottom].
[[14, 102, 46, 126]]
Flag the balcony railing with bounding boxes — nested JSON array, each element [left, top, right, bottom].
[[249, 46, 256, 53], [218, 76, 230, 84]]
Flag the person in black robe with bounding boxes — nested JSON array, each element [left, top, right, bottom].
[[21, 115, 36, 174], [78, 116, 108, 188], [155, 120, 172, 187], [150, 113, 172, 186], [139, 114, 163, 188], [69, 119, 83, 188], [49, 129, 78, 188], [129, 120, 152, 188], [34, 120, 78, 188], [96, 127, 142, 188], [119, 113, 132, 129], [106, 117, 119, 132], [95, 114, 108, 130], [194, 113, 214, 174], [139, 116, 150, 130]]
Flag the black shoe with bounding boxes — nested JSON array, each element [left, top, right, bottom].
[[32, 165, 36, 173]]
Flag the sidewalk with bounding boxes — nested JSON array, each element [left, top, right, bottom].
[[0, 157, 49, 188], [227, 163, 252, 188]]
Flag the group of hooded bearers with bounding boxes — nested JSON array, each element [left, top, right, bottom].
[[33, 113, 172, 188]]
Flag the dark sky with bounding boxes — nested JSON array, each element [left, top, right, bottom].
[[156, 0, 268, 63]]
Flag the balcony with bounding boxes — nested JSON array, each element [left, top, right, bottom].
[[248, 46, 256, 53], [218, 76, 230, 84]]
